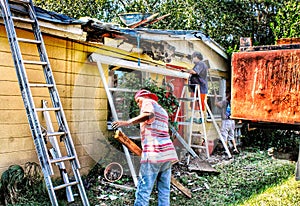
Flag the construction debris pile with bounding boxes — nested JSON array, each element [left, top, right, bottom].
[[83, 150, 233, 205]]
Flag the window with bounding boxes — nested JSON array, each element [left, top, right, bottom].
[[206, 77, 226, 121], [107, 67, 144, 137]]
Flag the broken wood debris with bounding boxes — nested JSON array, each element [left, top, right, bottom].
[[107, 182, 136, 191], [114, 130, 142, 156], [169, 124, 219, 173], [114, 130, 192, 198], [171, 176, 192, 198]]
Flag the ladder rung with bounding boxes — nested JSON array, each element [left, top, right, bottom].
[[179, 97, 195, 101], [36, 107, 60, 112], [191, 144, 206, 149], [177, 121, 192, 126], [192, 133, 203, 137], [50, 156, 76, 164], [47, 131, 66, 136], [12, 16, 34, 23], [18, 38, 41, 44], [176, 115, 186, 118], [53, 181, 78, 191], [23, 60, 47, 65], [29, 83, 54, 88]]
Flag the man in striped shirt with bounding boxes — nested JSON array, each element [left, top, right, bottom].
[[112, 89, 178, 206]]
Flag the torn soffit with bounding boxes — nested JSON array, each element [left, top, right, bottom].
[[89, 53, 190, 79], [81, 18, 228, 60]]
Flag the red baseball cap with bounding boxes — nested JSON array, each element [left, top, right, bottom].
[[134, 89, 158, 102]]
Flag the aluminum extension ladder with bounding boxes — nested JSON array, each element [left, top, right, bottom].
[[174, 84, 232, 162], [0, 0, 89, 205]]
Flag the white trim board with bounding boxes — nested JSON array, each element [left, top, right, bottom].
[[89, 53, 190, 79]]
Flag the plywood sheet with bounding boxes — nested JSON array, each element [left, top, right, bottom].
[[231, 48, 300, 124]]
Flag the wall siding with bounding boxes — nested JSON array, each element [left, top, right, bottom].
[[0, 25, 109, 175]]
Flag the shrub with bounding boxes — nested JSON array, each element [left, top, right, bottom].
[[241, 127, 300, 159]]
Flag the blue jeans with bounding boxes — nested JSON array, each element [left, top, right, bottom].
[[134, 161, 172, 206]]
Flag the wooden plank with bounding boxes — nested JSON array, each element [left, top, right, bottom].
[[171, 176, 192, 198], [0, 110, 28, 123], [0, 137, 35, 153], [130, 13, 159, 29], [0, 19, 86, 41], [114, 130, 142, 156], [145, 13, 171, 26]]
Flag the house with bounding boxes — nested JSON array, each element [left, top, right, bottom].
[[0, 5, 230, 176]]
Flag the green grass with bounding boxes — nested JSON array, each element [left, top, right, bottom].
[[239, 176, 300, 206], [164, 150, 296, 206], [1, 149, 297, 206]]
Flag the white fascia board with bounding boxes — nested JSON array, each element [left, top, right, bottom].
[[0, 19, 86, 41], [89, 53, 190, 79]]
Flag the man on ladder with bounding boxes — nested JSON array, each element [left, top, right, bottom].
[[182, 51, 208, 124], [178, 51, 232, 159], [176, 51, 209, 160]]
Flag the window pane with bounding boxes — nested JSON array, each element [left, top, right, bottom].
[[207, 77, 226, 120]]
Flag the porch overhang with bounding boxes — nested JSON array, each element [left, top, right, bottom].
[[88, 53, 190, 79]]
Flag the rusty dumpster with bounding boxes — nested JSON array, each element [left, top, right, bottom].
[[231, 43, 300, 125]]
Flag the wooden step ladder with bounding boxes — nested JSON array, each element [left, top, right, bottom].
[[0, 0, 89, 205], [174, 84, 232, 162]]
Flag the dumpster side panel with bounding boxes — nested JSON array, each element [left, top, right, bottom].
[[231, 49, 300, 124]]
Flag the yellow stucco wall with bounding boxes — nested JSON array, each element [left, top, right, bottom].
[[0, 25, 116, 175]]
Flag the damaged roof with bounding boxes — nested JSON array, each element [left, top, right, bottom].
[[80, 17, 228, 59], [1, 3, 228, 59]]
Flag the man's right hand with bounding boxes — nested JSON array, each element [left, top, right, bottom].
[[111, 121, 131, 129]]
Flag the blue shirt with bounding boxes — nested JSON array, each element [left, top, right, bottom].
[[193, 61, 208, 94]]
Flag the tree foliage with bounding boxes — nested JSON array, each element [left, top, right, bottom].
[[270, 0, 300, 40], [33, 0, 298, 53], [33, 0, 122, 22]]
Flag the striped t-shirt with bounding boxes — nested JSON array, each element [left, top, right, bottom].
[[139, 99, 178, 163]]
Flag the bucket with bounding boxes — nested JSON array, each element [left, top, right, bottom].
[[104, 162, 123, 182]]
